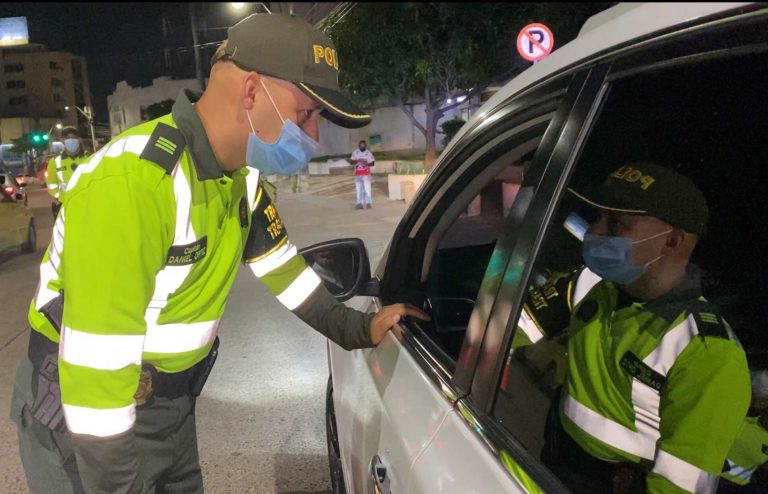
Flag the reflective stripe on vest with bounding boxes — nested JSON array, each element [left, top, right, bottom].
[[724, 459, 755, 485], [143, 316, 219, 354], [34, 208, 66, 311], [60, 326, 144, 370], [518, 308, 545, 344], [565, 314, 700, 462], [653, 449, 717, 493], [276, 267, 322, 310], [248, 241, 298, 278], [63, 403, 134, 437], [563, 394, 656, 459]]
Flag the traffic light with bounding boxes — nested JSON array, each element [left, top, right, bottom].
[[29, 132, 49, 149]]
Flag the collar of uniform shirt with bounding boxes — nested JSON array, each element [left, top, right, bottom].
[[171, 89, 225, 180], [623, 264, 704, 322]]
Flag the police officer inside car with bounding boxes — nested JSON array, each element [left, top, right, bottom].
[[11, 13, 428, 494], [517, 163, 751, 493]]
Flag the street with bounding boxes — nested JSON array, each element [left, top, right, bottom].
[[0, 176, 405, 493]]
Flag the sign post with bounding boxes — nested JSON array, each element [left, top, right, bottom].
[[517, 23, 554, 63]]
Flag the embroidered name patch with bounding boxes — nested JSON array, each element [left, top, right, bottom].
[[620, 351, 666, 391], [166, 236, 208, 266]]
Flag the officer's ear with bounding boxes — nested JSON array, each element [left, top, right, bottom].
[[662, 228, 687, 254], [242, 72, 263, 110]]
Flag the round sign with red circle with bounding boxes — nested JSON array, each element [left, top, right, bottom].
[[517, 23, 554, 62]]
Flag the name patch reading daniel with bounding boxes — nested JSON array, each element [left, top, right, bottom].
[[166, 236, 208, 266]]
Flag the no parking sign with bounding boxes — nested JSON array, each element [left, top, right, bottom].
[[517, 23, 554, 62]]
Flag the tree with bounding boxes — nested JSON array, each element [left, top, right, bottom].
[[441, 117, 466, 147], [330, 3, 611, 168], [145, 99, 175, 120]]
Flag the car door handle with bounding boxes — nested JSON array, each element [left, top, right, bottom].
[[370, 455, 392, 494]]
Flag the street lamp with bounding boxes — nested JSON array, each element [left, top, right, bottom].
[[47, 123, 63, 138], [229, 2, 272, 15], [65, 105, 97, 153]]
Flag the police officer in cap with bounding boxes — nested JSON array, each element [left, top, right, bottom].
[[516, 162, 750, 493], [11, 12, 428, 494], [47, 125, 87, 218]]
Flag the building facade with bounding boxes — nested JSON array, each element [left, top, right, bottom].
[[316, 91, 491, 158], [0, 43, 91, 143], [107, 77, 207, 137]]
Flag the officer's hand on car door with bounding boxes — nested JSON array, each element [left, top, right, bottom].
[[370, 304, 430, 345]]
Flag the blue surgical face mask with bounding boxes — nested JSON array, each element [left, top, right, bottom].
[[64, 138, 80, 155], [582, 229, 671, 284], [245, 80, 319, 176]]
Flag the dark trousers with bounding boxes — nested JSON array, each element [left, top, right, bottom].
[[11, 355, 203, 494]]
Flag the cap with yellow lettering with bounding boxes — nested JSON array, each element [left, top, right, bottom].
[[569, 162, 709, 235], [222, 13, 371, 129]]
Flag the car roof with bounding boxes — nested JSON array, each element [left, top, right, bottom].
[[443, 2, 754, 157]]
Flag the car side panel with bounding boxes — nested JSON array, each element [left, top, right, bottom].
[[409, 409, 529, 493], [330, 315, 453, 494]]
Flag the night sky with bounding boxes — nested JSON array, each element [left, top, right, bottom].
[[0, 3, 243, 123]]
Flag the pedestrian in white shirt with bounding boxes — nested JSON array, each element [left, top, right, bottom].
[[350, 140, 374, 209]]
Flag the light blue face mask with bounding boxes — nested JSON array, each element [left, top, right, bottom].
[[64, 138, 80, 155], [581, 229, 671, 284], [245, 80, 319, 176]]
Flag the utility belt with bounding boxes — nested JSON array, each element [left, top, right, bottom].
[[28, 293, 220, 432], [135, 337, 220, 405]]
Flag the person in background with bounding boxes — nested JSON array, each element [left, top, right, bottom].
[[350, 139, 374, 209], [47, 126, 87, 219]]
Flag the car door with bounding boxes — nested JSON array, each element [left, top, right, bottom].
[[449, 8, 768, 494], [329, 63, 607, 492], [401, 62, 610, 493]]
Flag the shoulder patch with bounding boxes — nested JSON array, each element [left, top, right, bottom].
[[524, 270, 578, 338], [243, 184, 288, 263], [139, 122, 185, 174], [689, 299, 729, 339]]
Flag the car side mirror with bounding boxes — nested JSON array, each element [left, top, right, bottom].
[[298, 238, 379, 302]]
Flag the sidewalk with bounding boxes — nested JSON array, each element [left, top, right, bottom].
[[270, 173, 407, 263]]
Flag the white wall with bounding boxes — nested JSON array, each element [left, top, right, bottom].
[[317, 98, 480, 158], [107, 77, 208, 137]]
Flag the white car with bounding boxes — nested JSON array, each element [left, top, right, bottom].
[[301, 3, 768, 492]]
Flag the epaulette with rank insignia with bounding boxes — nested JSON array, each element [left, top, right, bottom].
[[689, 298, 730, 339], [139, 122, 186, 174]]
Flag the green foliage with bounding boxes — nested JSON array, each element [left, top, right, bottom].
[[330, 3, 529, 109], [12, 132, 48, 154], [11, 136, 31, 155], [329, 3, 612, 166], [441, 117, 466, 147], [145, 99, 175, 120]]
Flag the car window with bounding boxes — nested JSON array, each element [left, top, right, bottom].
[[394, 94, 568, 368], [419, 151, 535, 360], [492, 48, 768, 474]]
